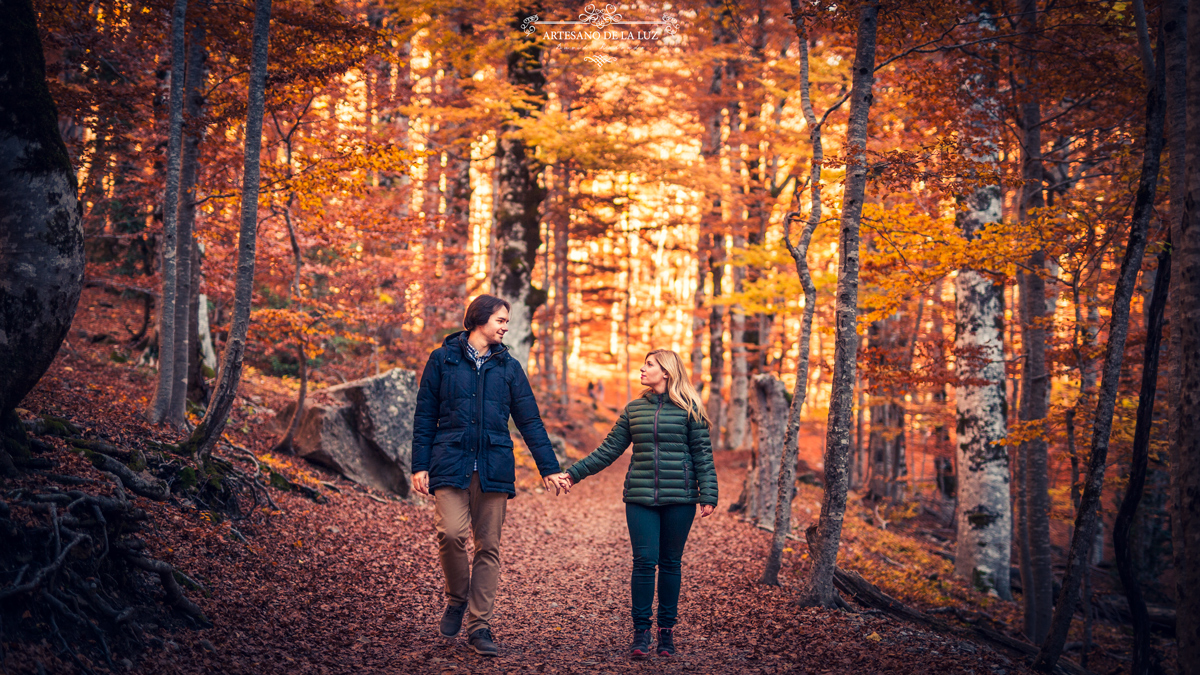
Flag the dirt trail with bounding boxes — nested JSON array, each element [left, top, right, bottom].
[[118, 445, 1029, 675]]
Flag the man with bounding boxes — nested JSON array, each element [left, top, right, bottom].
[[411, 294, 564, 656]]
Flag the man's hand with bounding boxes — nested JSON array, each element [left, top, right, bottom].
[[413, 471, 430, 496], [699, 504, 715, 518], [543, 473, 572, 495]]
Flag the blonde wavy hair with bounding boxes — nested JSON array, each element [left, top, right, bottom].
[[643, 349, 711, 426]]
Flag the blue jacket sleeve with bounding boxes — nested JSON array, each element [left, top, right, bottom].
[[411, 350, 442, 473], [509, 361, 561, 477]]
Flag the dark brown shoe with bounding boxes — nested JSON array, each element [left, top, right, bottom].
[[439, 603, 466, 637], [468, 627, 499, 656]]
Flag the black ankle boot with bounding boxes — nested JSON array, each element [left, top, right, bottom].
[[630, 628, 652, 659], [656, 628, 676, 656]]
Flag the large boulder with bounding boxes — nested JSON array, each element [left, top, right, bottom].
[[277, 368, 417, 497]]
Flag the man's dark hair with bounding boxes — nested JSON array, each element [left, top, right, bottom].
[[463, 294, 511, 332]]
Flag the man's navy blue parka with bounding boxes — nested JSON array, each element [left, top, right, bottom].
[[411, 330, 560, 496]]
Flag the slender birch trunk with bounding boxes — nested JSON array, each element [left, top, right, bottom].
[[952, 21, 1011, 597], [1034, 5, 1166, 665], [148, 0, 189, 426], [796, 0, 878, 607], [953, 165, 1011, 600], [182, 0, 271, 461]]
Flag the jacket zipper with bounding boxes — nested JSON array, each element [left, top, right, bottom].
[[653, 396, 663, 503], [476, 361, 487, 474]]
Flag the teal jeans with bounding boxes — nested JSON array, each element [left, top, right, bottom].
[[625, 502, 696, 630]]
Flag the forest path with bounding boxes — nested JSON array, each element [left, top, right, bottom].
[[130, 443, 1029, 675]]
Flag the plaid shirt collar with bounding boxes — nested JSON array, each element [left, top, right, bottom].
[[465, 340, 493, 370]]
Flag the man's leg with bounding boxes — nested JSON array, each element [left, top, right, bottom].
[[625, 503, 662, 631], [435, 484, 472, 633], [465, 472, 508, 635], [654, 503, 696, 630]]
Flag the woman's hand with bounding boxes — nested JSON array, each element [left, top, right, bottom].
[[699, 504, 715, 518], [543, 473, 572, 495]]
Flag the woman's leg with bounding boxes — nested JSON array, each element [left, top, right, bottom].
[[626, 503, 662, 631], [655, 503, 697, 629]]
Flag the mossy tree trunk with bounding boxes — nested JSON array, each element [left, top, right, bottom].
[[796, 0, 878, 609]]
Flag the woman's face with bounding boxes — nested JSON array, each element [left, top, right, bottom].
[[639, 355, 668, 389]]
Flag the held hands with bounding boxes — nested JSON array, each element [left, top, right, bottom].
[[543, 472, 572, 496]]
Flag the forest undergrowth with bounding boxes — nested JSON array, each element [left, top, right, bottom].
[[0, 287, 1162, 674]]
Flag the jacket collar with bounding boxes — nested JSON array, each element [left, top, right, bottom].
[[442, 330, 509, 365]]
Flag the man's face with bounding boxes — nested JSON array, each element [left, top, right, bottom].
[[477, 306, 510, 345]]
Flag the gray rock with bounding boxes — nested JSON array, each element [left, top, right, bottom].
[[277, 368, 417, 497], [327, 368, 417, 474]]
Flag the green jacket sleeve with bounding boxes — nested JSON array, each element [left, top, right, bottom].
[[688, 412, 718, 506], [566, 407, 632, 484]]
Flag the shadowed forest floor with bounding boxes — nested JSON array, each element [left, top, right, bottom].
[[4, 288, 1148, 674]]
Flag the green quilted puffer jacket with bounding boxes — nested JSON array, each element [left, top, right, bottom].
[[565, 392, 717, 507]]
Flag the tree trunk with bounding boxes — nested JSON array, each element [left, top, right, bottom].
[[954, 259, 1011, 599], [1034, 11, 1166, 667], [750, 374, 788, 528], [867, 315, 907, 503], [0, 0, 85, 466], [692, 231, 708, 393], [181, 0, 272, 462], [709, 236, 726, 448], [729, 236, 749, 451], [187, 241, 210, 406], [272, 345, 307, 454], [170, 1, 209, 422], [557, 167, 569, 406], [952, 48, 1011, 598], [796, 0, 878, 608], [1164, 0, 1198, 671], [1114, 246, 1170, 675], [1015, 0, 1053, 639], [490, 6, 547, 372], [147, 0, 189, 427], [442, 18, 473, 291]]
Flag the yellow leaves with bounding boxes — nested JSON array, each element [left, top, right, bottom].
[[865, 632, 882, 642], [379, 292, 395, 305], [998, 419, 1047, 447]]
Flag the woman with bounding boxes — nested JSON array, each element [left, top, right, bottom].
[[549, 349, 718, 659]]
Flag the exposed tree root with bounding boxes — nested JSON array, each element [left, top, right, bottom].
[[830, 566, 1090, 675], [0, 413, 319, 669]]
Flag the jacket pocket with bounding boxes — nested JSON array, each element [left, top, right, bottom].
[[485, 430, 516, 483], [430, 429, 466, 477]]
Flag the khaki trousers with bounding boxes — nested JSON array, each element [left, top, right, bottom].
[[434, 472, 508, 634]]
